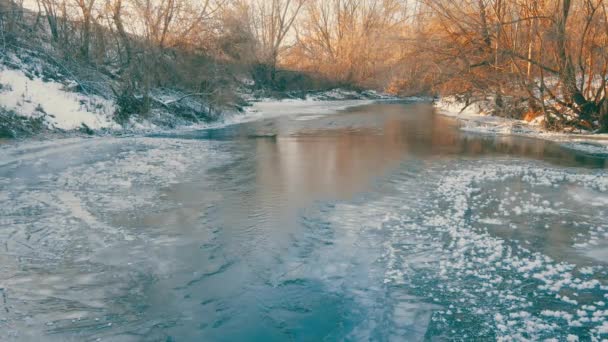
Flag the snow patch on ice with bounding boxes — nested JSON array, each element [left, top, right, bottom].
[[326, 160, 608, 339]]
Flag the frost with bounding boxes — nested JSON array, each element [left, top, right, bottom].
[[359, 160, 608, 339]]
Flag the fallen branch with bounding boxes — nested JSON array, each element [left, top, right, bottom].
[[161, 92, 210, 106]]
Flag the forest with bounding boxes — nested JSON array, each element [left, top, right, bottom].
[[0, 0, 607, 132]]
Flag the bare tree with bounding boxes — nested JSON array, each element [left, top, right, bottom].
[[285, 0, 409, 87], [247, 0, 306, 83], [70, 0, 96, 60], [419, 0, 608, 131], [106, 0, 131, 65]]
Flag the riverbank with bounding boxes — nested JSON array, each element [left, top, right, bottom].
[[0, 42, 396, 139], [0, 55, 393, 139], [435, 98, 608, 156]]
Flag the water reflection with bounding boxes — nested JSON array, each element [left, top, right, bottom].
[[233, 103, 606, 206]]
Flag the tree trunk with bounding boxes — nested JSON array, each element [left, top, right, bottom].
[[599, 99, 608, 132], [41, 2, 59, 42], [82, 14, 91, 60], [478, 0, 492, 48], [47, 16, 59, 41], [112, 0, 131, 66], [555, 0, 591, 119]]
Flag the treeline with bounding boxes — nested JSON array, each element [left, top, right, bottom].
[[0, 0, 256, 121], [416, 0, 608, 132], [0, 0, 417, 96], [249, 0, 608, 134], [0, 0, 607, 131]]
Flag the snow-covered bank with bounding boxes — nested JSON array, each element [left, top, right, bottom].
[[238, 98, 374, 122], [0, 45, 401, 138], [0, 67, 117, 131], [145, 91, 395, 133], [205, 89, 413, 128], [0, 57, 396, 138], [435, 97, 608, 155]]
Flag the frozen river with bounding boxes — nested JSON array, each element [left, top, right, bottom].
[[1, 101, 607, 341]]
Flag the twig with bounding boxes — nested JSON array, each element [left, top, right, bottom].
[[0, 288, 8, 313], [160, 90, 217, 107]]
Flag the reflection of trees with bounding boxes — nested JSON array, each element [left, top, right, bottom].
[[427, 113, 607, 168], [254, 103, 606, 207], [256, 120, 410, 202]]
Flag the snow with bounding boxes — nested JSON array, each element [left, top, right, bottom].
[[218, 87, 403, 128], [428, 163, 608, 338], [0, 68, 117, 130], [120, 88, 399, 133], [0, 135, 232, 340], [0, 55, 399, 134], [194, 97, 376, 130], [227, 89, 410, 125], [248, 98, 373, 117], [434, 97, 492, 117], [435, 97, 608, 155], [319, 158, 608, 340], [304, 88, 397, 101]]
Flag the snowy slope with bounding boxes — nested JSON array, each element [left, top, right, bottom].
[[0, 68, 117, 130], [0, 53, 399, 136]]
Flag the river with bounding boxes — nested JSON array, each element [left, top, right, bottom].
[[0, 101, 607, 341]]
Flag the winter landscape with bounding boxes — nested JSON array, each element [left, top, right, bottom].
[[1, 0, 608, 341]]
